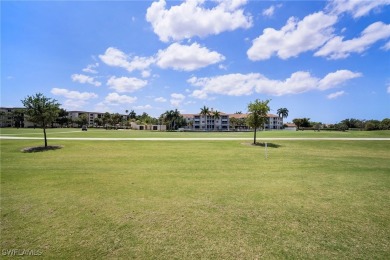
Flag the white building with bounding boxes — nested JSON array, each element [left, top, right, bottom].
[[67, 111, 105, 126], [182, 111, 283, 131], [182, 112, 230, 130]]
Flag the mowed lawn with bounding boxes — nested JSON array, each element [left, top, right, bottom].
[[1, 133, 390, 258], [2, 127, 390, 138]]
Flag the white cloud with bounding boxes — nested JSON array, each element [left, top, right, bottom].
[[141, 70, 151, 78], [94, 102, 112, 113], [156, 42, 225, 71], [104, 93, 137, 105], [71, 74, 101, 87], [63, 100, 87, 110], [318, 70, 362, 90], [387, 85, 390, 94], [327, 91, 345, 99], [107, 76, 147, 93], [327, 0, 390, 18], [382, 41, 390, 50], [315, 22, 390, 59], [188, 70, 361, 99], [262, 4, 282, 17], [154, 97, 167, 102], [170, 93, 185, 107], [82, 63, 99, 74], [247, 12, 337, 60], [51, 88, 98, 100], [99, 47, 154, 72], [146, 0, 252, 42]]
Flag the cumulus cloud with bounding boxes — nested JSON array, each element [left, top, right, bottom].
[[51, 88, 98, 100], [107, 76, 147, 93], [188, 70, 361, 99], [327, 91, 345, 99], [170, 93, 185, 107], [104, 93, 137, 105], [326, 0, 390, 18], [247, 12, 337, 60], [146, 0, 252, 42], [51, 88, 98, 110], [99, 47, 154, 72], [315, 22, 390, 59], [71, 74, 101, 87], [156, 42, 225, 71], [154, 97, 167, 102]]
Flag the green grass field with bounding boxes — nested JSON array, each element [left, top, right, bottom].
[[1, 129, 390, 258], [1, 127, 390, 139]]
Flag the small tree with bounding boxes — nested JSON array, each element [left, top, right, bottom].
[[21, 93, 61, 147], [247, 99, 270, 144]]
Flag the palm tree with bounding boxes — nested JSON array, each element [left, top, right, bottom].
[[277, 108, 289, 119], [200, 106, 210, 131], [172, 109, 180, 130], [213, 110, 221, 131], [129, 110, 136, 119]]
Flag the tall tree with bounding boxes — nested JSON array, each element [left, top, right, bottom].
[[128, 110, 136, 119], [161, 109, 183, 130], [21, 93, 61, 147], [103, 112, 111, 127], [56, 108, 69, 127], [277, 108, 289, 120], [111, 113, 122, 126], [200, 106, 210, 131], [247, 99, 270, 144]]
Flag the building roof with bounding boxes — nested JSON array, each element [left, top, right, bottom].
[[284, 123, 297, 127]]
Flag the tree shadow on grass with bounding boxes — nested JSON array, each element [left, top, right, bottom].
[[253, 142, 281, 148], [21, 145, 63, 153]]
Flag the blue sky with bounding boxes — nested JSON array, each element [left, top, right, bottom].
[[2, 0, 390, 123]]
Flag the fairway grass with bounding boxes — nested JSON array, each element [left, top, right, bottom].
[[1, 137, 390, 258], [1, 127, 390, 139]]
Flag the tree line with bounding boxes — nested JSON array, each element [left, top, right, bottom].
[[292, 118, 390, 131]]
